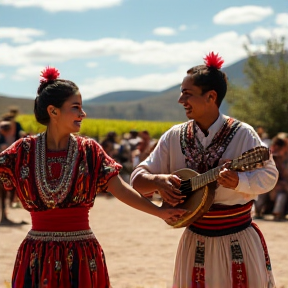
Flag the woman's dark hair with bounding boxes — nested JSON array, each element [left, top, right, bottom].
[[186, 65, 228, 107], [34, 79, 79, 125]]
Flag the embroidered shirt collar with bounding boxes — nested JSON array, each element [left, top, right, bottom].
[[194, 113, 227, 147]]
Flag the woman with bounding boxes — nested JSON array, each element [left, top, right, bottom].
[[0, 66, 184, 288]]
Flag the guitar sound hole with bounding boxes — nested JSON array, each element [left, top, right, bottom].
[[179, 179, 191, 195]]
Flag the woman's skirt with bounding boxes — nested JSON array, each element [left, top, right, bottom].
[[12, 229, 110, 288]]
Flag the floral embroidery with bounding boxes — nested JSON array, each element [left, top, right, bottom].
[[89, 259, 97, 272], [20, 166, 29, 179], [192, 240, 205, 288], [180, 118, 241, 173]]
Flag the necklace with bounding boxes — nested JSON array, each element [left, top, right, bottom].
[[35, 132, 78, 208]]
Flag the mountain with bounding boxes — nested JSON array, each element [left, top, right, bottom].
[[82, 59, 246, 120], [85, 90, 160, 104], [0, 94, 34, 117], [0, 57, 248, 121]]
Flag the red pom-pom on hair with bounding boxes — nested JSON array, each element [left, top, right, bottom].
[[40, 66, 60, 83], [204, 52, 224, 69]]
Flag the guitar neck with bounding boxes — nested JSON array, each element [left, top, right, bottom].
[[191, 166, 222, 191], [182, 146, 269, 192], [190, 156, 252, 191]]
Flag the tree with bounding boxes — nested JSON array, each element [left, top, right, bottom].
[[226, 38, 288, 138]]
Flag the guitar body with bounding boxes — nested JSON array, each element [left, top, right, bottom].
[[161, 146, 270, 228], [162, 168, 215, 228]]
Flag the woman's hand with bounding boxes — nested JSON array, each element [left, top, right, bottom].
[[154, 174, 186, 207]]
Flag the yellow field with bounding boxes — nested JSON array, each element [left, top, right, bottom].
[[17, 115, 180, 140]]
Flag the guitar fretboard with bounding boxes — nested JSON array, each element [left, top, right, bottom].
[[180, 146, 269, 192], [190, 166, 221, 191]]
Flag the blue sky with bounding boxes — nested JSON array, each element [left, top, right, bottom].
[[0, 0, 287, 100]]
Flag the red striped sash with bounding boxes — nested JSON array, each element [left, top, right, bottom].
[[189, 201, 253, 237]]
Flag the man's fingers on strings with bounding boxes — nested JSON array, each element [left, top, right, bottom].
[[167, 189, 185, 203], [167, 183, 185, 198]]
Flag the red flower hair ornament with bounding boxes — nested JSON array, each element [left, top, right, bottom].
[[204, 52, 224, 70], [40, 66, 60, 83]]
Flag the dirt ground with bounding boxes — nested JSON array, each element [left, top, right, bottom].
[[0, 196, 287, 288]]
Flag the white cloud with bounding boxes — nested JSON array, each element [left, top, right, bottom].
[[79, 68, 186, 99], [0, 0, 122, 12], [250, 26, 288, 43], [214, 6, 273, 25], [120, 32, 249, 66], [178, 25, 187, 31], [86, 62, 98, 68], [0, 32, 249, 68], [3, 29, 285, 100], [0, 73, 5, 79], [12, 64, 45, 81], [153, 27, 176, 36], [276, 13, 288, 27], [249, 27, 273, 42], [0, 27, 44, 43]]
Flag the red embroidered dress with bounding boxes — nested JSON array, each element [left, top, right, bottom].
[[0, 133, 122, 288]]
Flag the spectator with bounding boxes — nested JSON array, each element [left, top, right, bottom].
[[255, 136, 288, 220], [256, 126, 272, 147], [100, 131, 120, 160]]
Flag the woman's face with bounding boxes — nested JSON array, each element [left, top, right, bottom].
[[54, 92, 86, 133]]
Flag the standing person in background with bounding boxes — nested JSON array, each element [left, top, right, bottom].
[[131, 52, 278, 287], [0, 117, 26, 225], [138, 130, 157, 162], [9, 106, 27, 137], [100, 131, 120, 160], [0, 113, 26, 149], [255, 136, 288, 221], [1, 109, 27, 142], [128, 129, 142, 151], [256, 126, 272, 148], [118, 133, 133, 183], [0, 118, 13, 151], [1, 111, 26, 207], [0, 119, 16, 225], [0, 66, 184, 288], [131, 130, 156, 168]]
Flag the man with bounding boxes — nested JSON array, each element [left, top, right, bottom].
[[131, 52, 278, 287]]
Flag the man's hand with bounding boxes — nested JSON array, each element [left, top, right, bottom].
[[154, 174, 186, 207], [217, 167, 239, 189]]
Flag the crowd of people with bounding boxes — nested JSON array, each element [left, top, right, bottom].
[[255, 127, 288, 221], [100, 130, 157, 183], [0, 52, 284, 287]]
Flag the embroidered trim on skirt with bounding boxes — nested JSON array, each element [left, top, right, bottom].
[[27, 229, 95, 242], [12, 229, 111, 288]]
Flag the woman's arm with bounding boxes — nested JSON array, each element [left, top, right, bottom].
[[107, 174, 185, 221]]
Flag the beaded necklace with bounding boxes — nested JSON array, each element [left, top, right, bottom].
[[35, 132, 78, 208]]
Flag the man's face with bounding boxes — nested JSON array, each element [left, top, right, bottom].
[[178, 76, 211, 121]]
